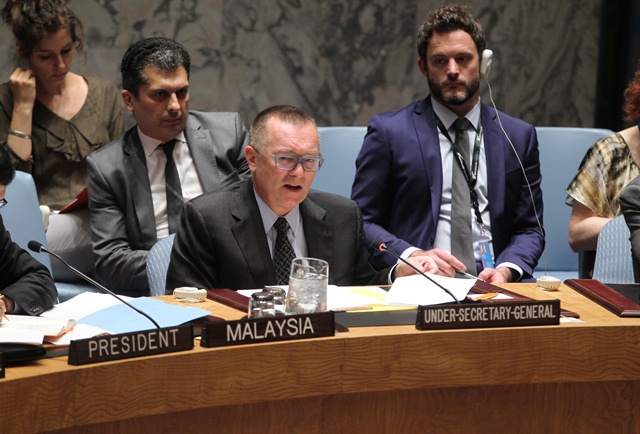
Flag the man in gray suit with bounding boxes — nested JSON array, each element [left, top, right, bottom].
[[87, 38, 249, 296], [166, 105, 436, 292]]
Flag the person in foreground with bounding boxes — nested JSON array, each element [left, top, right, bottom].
[[87, 37, 250, 296], [567, 63, 640, 276], [619, 179, 640, 282], [350, 4, 544, 283], [166, 105, 437, 292], [0, 0, 125, 282], [0, 144, 57, 322]]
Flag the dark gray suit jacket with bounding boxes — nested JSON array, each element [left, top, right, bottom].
[[87, 111, 250, 296], [166, 180, 390, 292], [620, 175, 640, 281], [0, 215, 57, 314]]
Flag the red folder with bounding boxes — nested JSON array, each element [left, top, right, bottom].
[[58, 187, 88, 214]]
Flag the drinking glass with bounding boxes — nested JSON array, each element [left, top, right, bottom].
[[285, 258, 328, 314]]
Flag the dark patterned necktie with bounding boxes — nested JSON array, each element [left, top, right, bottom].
[[162, 139, 183, 234], [273, 217, 296, 285], [450, 117, 477, 276]]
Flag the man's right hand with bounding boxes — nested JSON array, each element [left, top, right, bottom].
[[409, 249, 466, 277]]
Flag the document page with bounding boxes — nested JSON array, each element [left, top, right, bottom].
[[385, 274, 476, 306]]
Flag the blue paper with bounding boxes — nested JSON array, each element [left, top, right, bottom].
[[78, 298, 210, 334]]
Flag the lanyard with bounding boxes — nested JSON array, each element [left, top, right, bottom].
[[435, 115, 486, 233]]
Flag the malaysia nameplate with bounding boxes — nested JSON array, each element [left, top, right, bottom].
[[67, 324, 194, 366], [416, 299, 560, 331], [201, 311, 335, 347]]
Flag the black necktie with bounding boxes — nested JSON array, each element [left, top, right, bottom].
[[162, 139, 183, 234], [450, 117, 477, 276], [273, 217, 296, 285]]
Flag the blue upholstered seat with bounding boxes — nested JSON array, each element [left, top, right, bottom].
[[534, 127, 614, 281], [0, 171, 97, 302], [147, 233, 176, 296], [592, 215, 634, 283], [313, 126, 367, 198]]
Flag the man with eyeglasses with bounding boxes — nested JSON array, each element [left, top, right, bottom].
[[166, 105, 437, 291], [0, 144, 57, 322]]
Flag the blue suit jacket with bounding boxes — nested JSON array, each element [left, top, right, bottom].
[[351, 97, 544, 279]]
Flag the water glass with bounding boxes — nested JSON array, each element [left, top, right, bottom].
[[264, 287, 287, 315], [248, 291, 276, 318], [285, 258, 328, 314]]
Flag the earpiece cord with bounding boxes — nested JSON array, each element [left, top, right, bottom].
[[485, 78, 547, 273]]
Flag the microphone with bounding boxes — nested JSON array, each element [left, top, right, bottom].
[[373, 239, 460, 304], [28, 241, 161, 329]]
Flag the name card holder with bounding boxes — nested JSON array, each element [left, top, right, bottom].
[[416, 299, 560, 331], [68, 324, 194, 366], [201, 311, 335, 348]]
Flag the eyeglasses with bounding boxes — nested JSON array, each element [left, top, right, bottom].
[[261, 151, 324, 172], [0, 198, 7, 209]]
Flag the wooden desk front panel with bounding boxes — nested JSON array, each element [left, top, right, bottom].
[[4, 283, 640, 433]]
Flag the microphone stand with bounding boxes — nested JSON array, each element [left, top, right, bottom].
[[374, 240, 460, 304], [28, 241, 161, 329]]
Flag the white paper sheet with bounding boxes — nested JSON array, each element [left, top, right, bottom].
[[385, 274, 476, 306]]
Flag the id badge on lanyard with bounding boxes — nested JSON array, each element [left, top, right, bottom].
[[478, 237, 495, 269]]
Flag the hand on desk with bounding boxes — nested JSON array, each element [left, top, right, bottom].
[[409, 248, 466, 278], [478, 266, 513, 283], [395, 255, 439, 278]]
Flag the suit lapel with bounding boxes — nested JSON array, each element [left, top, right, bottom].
[[481, 104, 506, 221], [184, 115, 225, 192], [231, 181, 277, 285], [122, 128, 157, 246], [413, 97, 443, 230], [300, 197, 333, 268]]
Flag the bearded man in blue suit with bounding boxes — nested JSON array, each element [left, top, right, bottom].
[[351, 4, 544, 283]]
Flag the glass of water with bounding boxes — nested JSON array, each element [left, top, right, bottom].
[[285, 257, 328, 315]]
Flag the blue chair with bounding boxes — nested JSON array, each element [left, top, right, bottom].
[[0, 171, 97, 302], [534, 127, 614, 281], [147, 233, 176, 296], [592, 215, 634, 283], [314, 126, 367, 198]]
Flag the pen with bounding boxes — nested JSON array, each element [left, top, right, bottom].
[[454, 268, 487, 282]]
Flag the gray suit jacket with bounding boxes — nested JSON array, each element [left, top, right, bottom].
[[87, 111, 250, 296], [165, 179, 390, 292]]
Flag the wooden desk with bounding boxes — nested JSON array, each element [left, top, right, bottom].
[[3, 283, 640, 434]]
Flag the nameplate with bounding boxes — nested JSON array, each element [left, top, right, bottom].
[[416, 299, 560, 330], [67, 324, 194, 366], [201, 311, 335, 347]]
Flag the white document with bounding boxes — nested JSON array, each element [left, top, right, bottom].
[[0, 328, 44, 344], [41, 292, 133, 320], [239, 286, 382, 311], [385, 274, 476, 306]]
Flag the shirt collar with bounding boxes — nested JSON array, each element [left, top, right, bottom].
[[137, 127, 187, 157], [430, 96, 482, 131], [253, 187, 302, 236]]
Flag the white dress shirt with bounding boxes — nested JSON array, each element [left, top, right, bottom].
[[138, 128, 204, 239]]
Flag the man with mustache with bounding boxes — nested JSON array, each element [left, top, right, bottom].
[[351, 4, 544, 283], [87, 38, 250, 296]]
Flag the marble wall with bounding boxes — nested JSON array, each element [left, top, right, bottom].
[[0, 0, 602, 128]]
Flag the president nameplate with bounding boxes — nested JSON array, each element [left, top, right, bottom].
[[416, 299, 560, 331], [201, 311, 335, 347], [67, 324, 194, 365]]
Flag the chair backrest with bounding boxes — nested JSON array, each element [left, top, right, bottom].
[[592, 215, 634, 283], [534, 127, 614, 278], [0, 171, 52, 273], [314, 126, 367, 198], [147, 233, 176, 296]]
